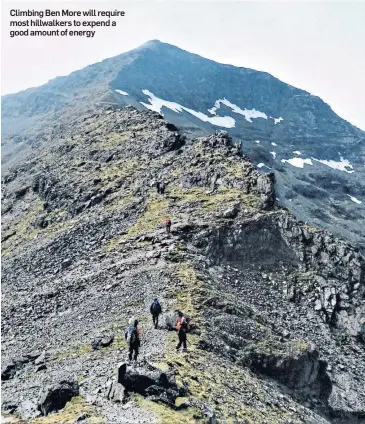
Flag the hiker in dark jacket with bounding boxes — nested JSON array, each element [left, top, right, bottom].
[[159, 182, 166, 195], [150, 298, 162, 329], [125, 318, 141, 362], [156, 182, 161, 194], [176, 316, 189, 352]]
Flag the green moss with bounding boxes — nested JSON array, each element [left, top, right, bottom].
[[294, 341, 311, 352], [167, 186, 259, 214], [57, 344, 92, 361], [303, 224, 320, 233], [176, 263, 205, 324], [252, 339, 311, 359], [3, 198, 44, 248], [123, 199, 169, 239], [153, 362, 170, 372], [105, 238, 121, 253], [175, 397, 189, 407], [104, 194, 137, 212], [99, 160, 139, 184], [98, 132, 129, 149], [137, 396, 203, 424]]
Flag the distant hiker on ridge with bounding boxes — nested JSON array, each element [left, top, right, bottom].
[[164, 217, 171, 234], [156, 181, 161, 194], [150, 298, 162, 329], [159, 182, 166, 195], [125, 318, 141, 363]]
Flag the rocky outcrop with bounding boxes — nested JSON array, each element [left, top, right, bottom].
[[117, 363, 183, 405], [38, 379, 79, 415]]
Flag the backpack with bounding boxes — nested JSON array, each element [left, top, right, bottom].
[[126, 326, 137, 344], [176, 318, 189, 333], [151, 300, 161, 314], [165, 219, 171, 226]]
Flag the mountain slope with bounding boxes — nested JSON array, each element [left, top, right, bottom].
[[1, 40, 365, 250], [1, 107, 364, 424]]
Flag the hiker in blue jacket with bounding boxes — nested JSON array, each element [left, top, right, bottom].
[[150, 298, 162, 329]]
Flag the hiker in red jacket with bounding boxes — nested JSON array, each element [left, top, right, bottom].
[[164, 218, 171, 234], [176, 316, 189, 352]]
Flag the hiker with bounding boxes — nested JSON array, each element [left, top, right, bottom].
[[125, 318, 141, 362], [176, 315, 189, 352], [164, 218, 171, 234], [156, 181, 161, 194], [159, 182, 166, 195], [150, 298, 162, 329]]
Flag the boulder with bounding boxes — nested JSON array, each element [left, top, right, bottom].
[[62, 258, 72, 269], [1, 362, 16, 381], [15, 186, 29, 199], [117, 363, 183, 404], [222, 206, 239, 219], [164, 310, 190, 330], [164, 311, 180, 330], [18, 400, 40, 420], [91, 335, 114, 350], [34, 350, 46, 365], [106, 381, 125, 403], [38, 379, 79, 415]]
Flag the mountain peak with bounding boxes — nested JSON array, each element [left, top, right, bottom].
[[137, 39, 166, 50]]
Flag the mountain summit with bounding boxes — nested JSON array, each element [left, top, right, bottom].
[[1, 40, 365, 249]]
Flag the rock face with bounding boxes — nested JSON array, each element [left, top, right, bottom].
[[38, 380, 79, 415], [1, 107, 364, 424], [1, 363, 16, 381]]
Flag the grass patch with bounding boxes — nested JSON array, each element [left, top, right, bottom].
[[137, 396, 204, 424], [123, 199, 169, 239], [167, 186, 259, 215], [57, 344, 92, 361], [99, 160, 139, 184], [105, 238, 121, 253], [103, 193, 138, 213], [303, 224, 320, 234], [31, 396, 104, 424]]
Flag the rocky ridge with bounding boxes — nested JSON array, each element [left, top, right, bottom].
[[1, 106, 365, 424], [2, 40, 365, 250]]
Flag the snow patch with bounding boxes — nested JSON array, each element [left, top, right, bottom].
[[347, 195, 362, 204], [281, 158, 313, 168], [273, 117, 283, 125], [115, 89, 129, 96], [270, 151, 277, 159], [257, 163, 272, 169], [209, 98, 267, 122], [208, 98, 282, 124], [281, 154, 354, 173], [312, 156, 354, 174], [141, 90, 235, 128]]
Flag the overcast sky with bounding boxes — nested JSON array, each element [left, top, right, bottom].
[[2, 0, 365, 130]]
